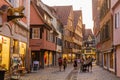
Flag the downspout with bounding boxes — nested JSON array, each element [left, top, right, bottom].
[[114, 46, 117, 75]]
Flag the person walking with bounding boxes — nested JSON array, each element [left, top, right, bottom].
[[88, 56, 93, 72], [63, 57, 67, 71], [58, 57, 62, 71], [73, 58, 77, 70], [80, 57, 84, 72]]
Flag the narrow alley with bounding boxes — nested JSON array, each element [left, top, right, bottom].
[[77, 66, 120, 80], [20, 64, 120, 80], [1, 0, 120, 80]]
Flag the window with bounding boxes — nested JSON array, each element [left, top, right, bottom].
[[57, 38, 62, 46], [115, 12, 119, 29], [110, 53, 114, 69], [13, 40, 18, 54], [104, 54, 107, 66], [100, 21, 110, 42], [105, 24, 109, 38], [50, 33, 53, 42], [46, 30, 50, 41], [32, 28, 40, 39], [44, 14, 51, 26]]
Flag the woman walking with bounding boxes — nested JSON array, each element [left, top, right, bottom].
[[73, 58, 78, 70], [58, 57, 62, 71], [63, 57, 67, 71]]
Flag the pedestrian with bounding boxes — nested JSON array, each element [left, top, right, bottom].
[[88, 56, 93, 72], [73, 58, 77, 70], [80, 57, 84, 72], [58, 57, 62, 71], [77, 58, 80, 68], [63, 57, 67, 71]]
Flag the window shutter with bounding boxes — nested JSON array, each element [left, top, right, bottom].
[[30, 28, 32, 39], [40, 27, 43, 39]]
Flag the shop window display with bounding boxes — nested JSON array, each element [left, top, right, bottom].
[[11, 55, 23, 79], [44, 52, 48, 66], [19, 42, 26, 67], [11, 55, 23, 70], [49, 52, 52, 65], [0, 36, 10, 70]]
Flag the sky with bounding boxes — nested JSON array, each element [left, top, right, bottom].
[[41, 0, 93, 29]]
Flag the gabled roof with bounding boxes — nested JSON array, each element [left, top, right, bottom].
[[84, 29, 94, 40], [73, 10, 82, 27], [30, 0, 53, 29], [52, 6, 72, 25], [30, 0, 44, 23]]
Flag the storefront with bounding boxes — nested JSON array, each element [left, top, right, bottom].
[[109, 52, 114, 72], [103, 53, 107, 68], [103, 51, 115, 72], [62, 53, 76, 62], [49, 52, 53, 65], [11, 41, 27, 73], [116, 46, 120, 77], [0, 35, 10, 70], [44, 51, 53, 66], [44, 51, 48, 66], [19, 42, 27, 67]]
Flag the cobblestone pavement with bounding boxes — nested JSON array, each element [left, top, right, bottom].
[[20, 64, 120, 80], [77, 65, 120, 80], [20, 64, 73, 80]]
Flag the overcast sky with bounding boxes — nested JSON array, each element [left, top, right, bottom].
[[41, 0, 93, 29]]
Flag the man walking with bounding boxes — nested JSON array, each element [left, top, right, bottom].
[[58, 57, 62, 71]]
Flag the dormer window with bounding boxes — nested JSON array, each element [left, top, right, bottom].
[[44, 14, 51, 25], [44, 14, 47, 20]]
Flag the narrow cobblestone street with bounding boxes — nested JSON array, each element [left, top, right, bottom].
[[21, 64, 73, 80], [20, 64, 120, 80], [77, 65, 120, 80]]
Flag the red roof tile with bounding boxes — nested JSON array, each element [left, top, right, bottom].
[[52, 6, 72, 25], [73, 10, 82, 27], [83, 29, 94, 40]]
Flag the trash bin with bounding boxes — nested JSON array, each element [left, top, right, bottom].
[[0, 70, 6, 80]]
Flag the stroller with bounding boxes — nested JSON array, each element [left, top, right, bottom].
[[80, 60, 91, 72], [81, 63, 88, 72]]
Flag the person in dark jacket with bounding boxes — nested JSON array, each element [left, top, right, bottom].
[[58, 57, 62, 71], [73, 58, 77, 70], [63, 57, 67, 71]]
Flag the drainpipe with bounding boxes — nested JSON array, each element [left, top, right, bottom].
[[114, 45, 117, 75], [113, 45, 117, 75]]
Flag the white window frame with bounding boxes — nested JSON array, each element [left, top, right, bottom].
[[115, 12, 119, 29], [32, 28, 40, 39]]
